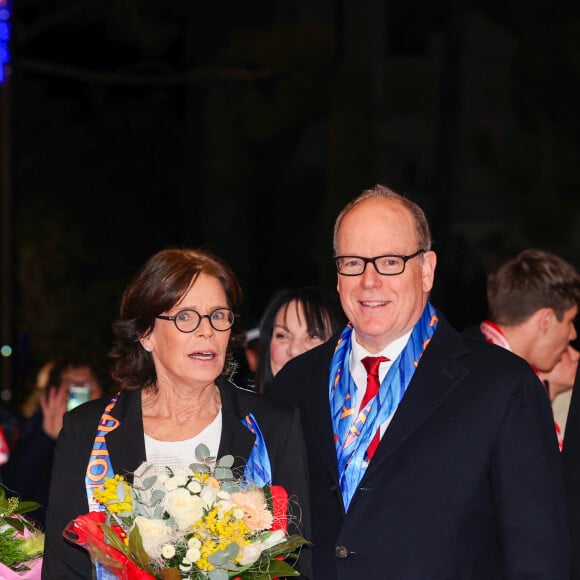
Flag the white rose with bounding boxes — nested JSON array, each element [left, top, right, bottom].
[[233, 508, 245, 520], [161, 544, 176, 559], [187, 479, 202, 494], [164, 477, 179, 492], [261, 529, 286, 550], [173, 474, 188, 487], [185, 547, 201, 562], [133, 517, 172, 555], [187, 537, 202, 550], [165, 488, 204, 530], [238, 541, 264, 565], [200, 486, 217, 509], [217, 490, 231, 500]]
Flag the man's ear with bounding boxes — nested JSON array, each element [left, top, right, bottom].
[[421, 251, 437, 293], [536, 308, 556, 334]]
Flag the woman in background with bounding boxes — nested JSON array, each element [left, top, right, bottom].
[[255, 287, 344, 394]]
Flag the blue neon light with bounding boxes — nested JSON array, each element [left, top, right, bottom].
[[0, 0, 11, 85]]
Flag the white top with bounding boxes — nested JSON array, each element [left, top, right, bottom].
[[144, 409, 222, 473], [349, 329, 412, 436]]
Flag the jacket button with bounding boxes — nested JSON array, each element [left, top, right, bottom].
[[335, 545, 349, 559], [330, 482, 338, 495]]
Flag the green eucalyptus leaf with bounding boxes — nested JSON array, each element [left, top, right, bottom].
[[215, 467, 233, 481], [220, 480, 240, 494], [190, 463, 211, 474], [148, 489, 165, 507], [142, 475, 157, 490], [217, 455, 234, 468], [195, 443, 210, 461], [208, 569, 228, 580], [224, 543, 240, 559], [116, 482, 127, 502], [207, 549, 229, 567], [223, 561, 240, 572]]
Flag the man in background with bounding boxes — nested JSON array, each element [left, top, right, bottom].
[[3, 353, 105, 526], [464, 248, 580, 449]]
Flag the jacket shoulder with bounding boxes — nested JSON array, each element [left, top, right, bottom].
[[433, 317, 541, 386], [219, 377, 298, 420]]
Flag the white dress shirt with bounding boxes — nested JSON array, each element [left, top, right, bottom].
[[349, 329, 412, 438]]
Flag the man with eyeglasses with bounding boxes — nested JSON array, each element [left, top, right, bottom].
[[269, 184, 569, 579]]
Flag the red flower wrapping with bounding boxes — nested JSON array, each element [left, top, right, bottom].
[[269, 485, 288, 533], [64, 512, 156, 580]]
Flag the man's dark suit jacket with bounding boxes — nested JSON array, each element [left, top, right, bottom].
[[42, 377, 311, 579], [270, 316, 569, 579], [562, 363, 580, 578]]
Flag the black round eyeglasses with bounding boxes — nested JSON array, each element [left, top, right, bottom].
[[156, 308, 236, 333]]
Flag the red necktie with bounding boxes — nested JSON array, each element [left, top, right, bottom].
[[360, 356, 388, 461]]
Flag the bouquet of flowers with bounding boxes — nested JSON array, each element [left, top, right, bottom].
[[65, 444, 308, 580], [0, 487, 44, 579]]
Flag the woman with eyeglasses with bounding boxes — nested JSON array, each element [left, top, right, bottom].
[[42, 247, 311, 579]]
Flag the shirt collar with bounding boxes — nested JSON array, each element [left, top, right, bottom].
[[350, 328, 413, 374]]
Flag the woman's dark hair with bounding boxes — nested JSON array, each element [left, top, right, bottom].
[[110, 248, 242, 390], [255, 287, 344, 394]]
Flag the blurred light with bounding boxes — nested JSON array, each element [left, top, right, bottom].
[[0, 345, 12, 357], [0, 0, 10, 85]]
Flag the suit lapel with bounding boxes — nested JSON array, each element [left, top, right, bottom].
[[216, 379, 255, 470], [302, 340, 342, 483], [362, 320, 469, 476], [106, 390, 147, 478]]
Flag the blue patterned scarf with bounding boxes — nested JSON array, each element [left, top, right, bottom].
[[329, 302, 439, 510], [241, 413, 272, 487]]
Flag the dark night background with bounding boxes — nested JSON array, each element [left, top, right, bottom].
[[2, 0, 580, 404]]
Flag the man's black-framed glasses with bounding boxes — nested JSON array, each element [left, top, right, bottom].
[[334, 249, 426, 276], [156, 308, 236, 333]]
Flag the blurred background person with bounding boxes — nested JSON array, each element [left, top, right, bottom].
[[562, 349, 580, 578], [463, 248, 580, 450], [243, 326, 260, 382], [19, 360, 56, 420], [42, 248, 311, 579], [255, 286, 345, 394], [540, 345, 580, 440], [229, 326, 260, 391], [0, 401, 20, 483], [2, 353, 106, 526]]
